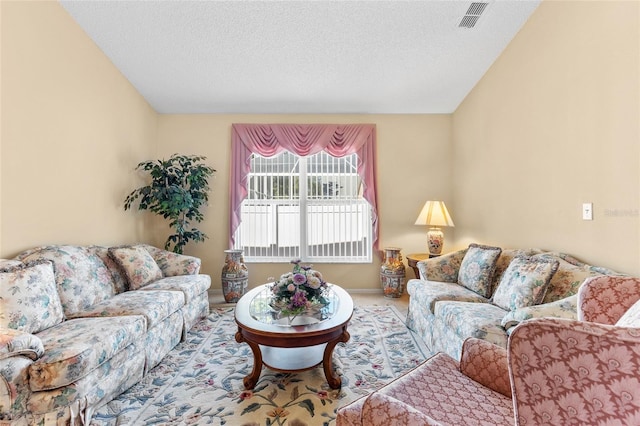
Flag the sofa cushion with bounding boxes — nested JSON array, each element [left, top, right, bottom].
[[140, 274, 211, 303], [407, 280, 489, 314], [140, 244, 201, 276], [0, 260, 65, 334], [29, 315, 146, 391], [417, 249, 468, 283], [87, 246, 129, 294], [377, 352, 513, 425], [533, 253, 603, 303], [501, 294, 578, 330], [457, 244, 502, 298], [492, 256, 559, 311], [77, 290, 185, 329], [361, 393, 439, 425], [108, 245, 164, 290], [491, 248, 544, 296], [20, 246, 115, 318], [435, 301, 508, 348]]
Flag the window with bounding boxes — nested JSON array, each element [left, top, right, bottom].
[[234, 151, 372, 263], [230, 123, 379, 259]]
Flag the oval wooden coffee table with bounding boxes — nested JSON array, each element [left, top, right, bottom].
[[235, 283, 353, 390]]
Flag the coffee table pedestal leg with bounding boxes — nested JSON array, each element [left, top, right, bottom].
[[324, 327, 351, 389], [235, 325, 351, 390], [235, 330, 262, 389]]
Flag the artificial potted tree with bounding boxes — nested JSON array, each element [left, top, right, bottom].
[[124, 154, 215, 254]]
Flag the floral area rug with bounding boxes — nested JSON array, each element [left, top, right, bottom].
[[90, 305, 431, 426]]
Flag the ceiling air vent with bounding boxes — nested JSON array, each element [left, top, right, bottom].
[[459, 2, 489, 28]]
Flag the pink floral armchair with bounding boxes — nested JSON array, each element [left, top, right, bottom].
[[337, 275, 640, 425]]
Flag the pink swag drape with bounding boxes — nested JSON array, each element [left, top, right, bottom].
[[230, 123, 379, 253]]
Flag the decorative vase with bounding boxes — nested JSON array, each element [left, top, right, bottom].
[[427, 228, 444, 255], [221, 249, 248, 303], [380, 247, 406, 298]]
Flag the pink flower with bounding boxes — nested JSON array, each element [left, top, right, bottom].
[[290, 291, 308, 308], [287, 283, 296, 292], [293, 273, 307, 285]]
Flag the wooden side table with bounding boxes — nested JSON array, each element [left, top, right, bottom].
[[407, 253, 437, 279]]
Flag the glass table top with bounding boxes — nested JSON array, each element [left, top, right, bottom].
[[249, 284, 340, 327]]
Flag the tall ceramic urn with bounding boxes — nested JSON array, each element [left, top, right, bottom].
[[221, 249, 248, 303], [380, 247, 406, 298]]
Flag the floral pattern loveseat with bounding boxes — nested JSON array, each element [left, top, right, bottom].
[[0, 244, 211, 425], [406, 244, 624, 360]]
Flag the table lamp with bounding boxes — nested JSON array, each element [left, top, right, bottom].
[[414, 201, 455, 256]]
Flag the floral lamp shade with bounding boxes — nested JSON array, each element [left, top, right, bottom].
[[414, 201, 455, 256]]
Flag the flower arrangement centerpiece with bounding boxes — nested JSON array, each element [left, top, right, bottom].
[[269, 259, 329, 319]]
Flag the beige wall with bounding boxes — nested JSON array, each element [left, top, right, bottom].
[[1, 1, 158, 257], [0, 0, 3, 255], [0, 0, 451, 291], [452, 0, 640, 275], [156, 114, 452, 290], [3, 0, 638, 291]]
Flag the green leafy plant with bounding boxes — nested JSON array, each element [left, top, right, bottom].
[[124, 154, 215, 254]]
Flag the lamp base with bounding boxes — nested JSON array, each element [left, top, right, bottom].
[[427, 228, 444, 256]]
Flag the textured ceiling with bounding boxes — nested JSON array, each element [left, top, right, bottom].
[[60, 0, 541, 114]]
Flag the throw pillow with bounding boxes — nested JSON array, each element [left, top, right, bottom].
[[616, 298, 640, 327], [108, 245, 163, 290], [20, 245, 116, 318], [0, 260, 64, 333], [140, 244, 201, 276], [533, 253, 603, 304], [457, 244, 502, 298], [492, 256, 560, 311]]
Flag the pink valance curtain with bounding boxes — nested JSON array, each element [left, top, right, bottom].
[[230, 123, 379, 253]]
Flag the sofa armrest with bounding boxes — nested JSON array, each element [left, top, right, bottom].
[[509, 318, 640, 425], [0, 330, 39, 420], [0, 356, 34, 420], [141, 244, 201, 276], [362, 393, 439, 426], [500, 295, 578, 329], [0, 329, 44, 361], [578, 276, 640, 324], [416, 249, 468, 282], [459, 338, 511, 397]]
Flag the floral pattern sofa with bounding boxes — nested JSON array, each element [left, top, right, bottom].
[[406, 244, 623, 360], [337, 274, 640, 425], [0, 244, 211, 425]]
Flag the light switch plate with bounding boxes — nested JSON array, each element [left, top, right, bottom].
[[582, 203, 593, 220]]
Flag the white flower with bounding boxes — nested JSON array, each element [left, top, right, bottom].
[[306, 276, 322, 289], [307, 270, 323, 281], [281, 272, 292, 280]]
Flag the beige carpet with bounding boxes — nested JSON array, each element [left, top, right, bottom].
[[91, 303, 428, 426]]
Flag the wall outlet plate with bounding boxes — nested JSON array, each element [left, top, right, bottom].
[[582, 203, 593, 220]]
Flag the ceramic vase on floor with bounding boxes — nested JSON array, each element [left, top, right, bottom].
[[221, 249, 248, 303], [380, 247, 406, 298]]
